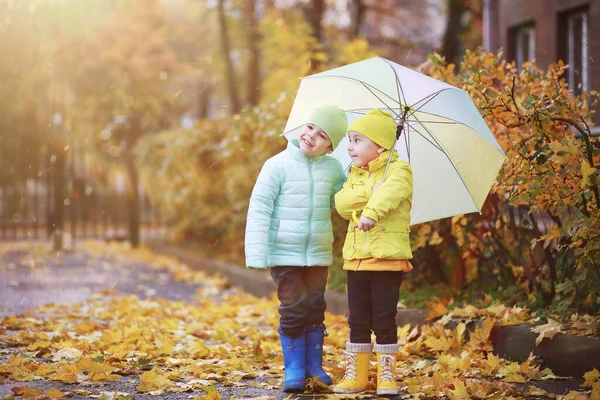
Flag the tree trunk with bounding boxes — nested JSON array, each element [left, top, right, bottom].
[[126, 117, 141, 248], [308, 0, 325, 42], [197, 79, 213, 119], [245, 0, 261, 106], [350, 0, 365, 37], [304, 0, 325, 72], [217, 0, 241, 114], [440, 0, 468, 66]]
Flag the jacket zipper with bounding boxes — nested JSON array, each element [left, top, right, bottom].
[[355, 171, 371, 270], [305, 159, 314, 265]]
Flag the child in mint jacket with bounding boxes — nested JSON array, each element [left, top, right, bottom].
[[245, 105, 347, 393]]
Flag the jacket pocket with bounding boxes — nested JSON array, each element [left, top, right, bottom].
[[369, 228, 411, 259]]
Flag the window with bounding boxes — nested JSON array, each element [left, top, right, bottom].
[[559, 8, 589, 94], [510, 23, 535, 68]]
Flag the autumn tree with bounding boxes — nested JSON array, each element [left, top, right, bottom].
[[440, 0, 483, 66], [415, 49, 599, 314], [53, 0, 196, 246]]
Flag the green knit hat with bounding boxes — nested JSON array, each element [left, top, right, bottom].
[[307, 105, 348, 150]]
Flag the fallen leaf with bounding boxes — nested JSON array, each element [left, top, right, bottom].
[[531, 319, 562, 346], [583, 368, 600, 387]]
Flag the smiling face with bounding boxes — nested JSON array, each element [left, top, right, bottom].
[[347, 130, 385, 167], [298, 123, 333, 156]]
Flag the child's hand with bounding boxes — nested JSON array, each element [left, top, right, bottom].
[[355, 216, 376, 231]]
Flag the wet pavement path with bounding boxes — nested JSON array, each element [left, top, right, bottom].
[[1, 244, 200, 318], [0, 242, 298, 399]]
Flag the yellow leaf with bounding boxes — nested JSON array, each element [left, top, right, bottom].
[[581, 159, 596, 188], [450, 379, 469, 398], [562, 391, 590, 400], [56, 364, 78, 384], [203, 385, 221, 400], [591, 382, 600, 400], [503, 373, 526, 383], [549, 138, 579, 155], [456, 322, 466, 343], [45, 388, 68, 399], [426, 302, 448, 320], [11, 386, 43, 399], [531, 319, 562, 346], [483, 353, 501, 374], [10, 366, 36, 382], [549, 141, 567, 154], [549, 154, 567, 164], [405, 377, 422, 394], [425, 336, 450, 352], [583, 368, 600, 387], [137, 368, 175, 393]]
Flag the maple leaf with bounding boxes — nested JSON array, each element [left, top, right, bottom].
[[592, 382, 600, 400], [561, 391, 591, 400], [306, 376, 332, 393], [11, 386, 44, 399], [449, 378, 470, 399], [56, 364, 78, 384], [136, 368, 175, 393], [425, 336, 450, 353], [482, 353, 501, 374], [583, 368, 600, 387], [426, 302, 448, 320], [571, 321, 591, 331], [467, 318, 495, 352], [45, 388, 68, 399], [97, 391, 132, 400], [503, 373, 526, 383], [580, 159, 596, 188], [531, 319, 562, 346], [52, 347, 83, 362]]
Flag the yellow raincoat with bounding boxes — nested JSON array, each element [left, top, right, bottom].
[[335, 150, 413, 271]]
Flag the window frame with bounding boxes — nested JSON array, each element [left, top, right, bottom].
[[509, 22, 536, 69], [559, 7, 590, 94]]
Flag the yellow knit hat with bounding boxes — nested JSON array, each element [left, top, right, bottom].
[[348, 109, 397, 150]]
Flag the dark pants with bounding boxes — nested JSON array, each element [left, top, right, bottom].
[[270, 266, 329, 339], [347, 270, 403, 344]]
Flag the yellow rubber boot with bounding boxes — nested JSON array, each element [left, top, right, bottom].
[[374, 343, 399, 396], [333, 342, 372, 394]]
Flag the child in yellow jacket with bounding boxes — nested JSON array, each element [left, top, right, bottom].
[[333, 109, 413, 396]]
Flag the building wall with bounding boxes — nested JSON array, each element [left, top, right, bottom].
[[486, 0, 600, 130]]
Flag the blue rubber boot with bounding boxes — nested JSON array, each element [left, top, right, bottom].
[[278, 328, 307, 393], [305, 324, 333, 385]]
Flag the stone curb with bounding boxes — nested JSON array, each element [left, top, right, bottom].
[[395, 310, 600, 378], [154, 245, 600, 378]]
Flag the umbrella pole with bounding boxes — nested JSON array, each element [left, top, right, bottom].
[[381, 107, 409, 181]]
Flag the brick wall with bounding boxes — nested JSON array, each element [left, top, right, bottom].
[[487, 0, 600, 131]]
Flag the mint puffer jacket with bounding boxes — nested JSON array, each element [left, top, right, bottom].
[[245, 141, 346, 269]]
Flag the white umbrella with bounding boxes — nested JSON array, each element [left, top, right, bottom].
[[283, 56, 507, 225]]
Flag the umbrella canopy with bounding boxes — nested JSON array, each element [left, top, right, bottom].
[[283, 56, 507, 226]]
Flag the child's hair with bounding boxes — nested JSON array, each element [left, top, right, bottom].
[[348, 109, 396, 150], [306, 105, 348, 151]]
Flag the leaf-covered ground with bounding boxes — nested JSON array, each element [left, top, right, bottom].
[[0, 242, 598, 400]]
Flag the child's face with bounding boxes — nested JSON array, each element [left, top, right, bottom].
[[298, 123, 333, 156], [347, 130, 385, 167]]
